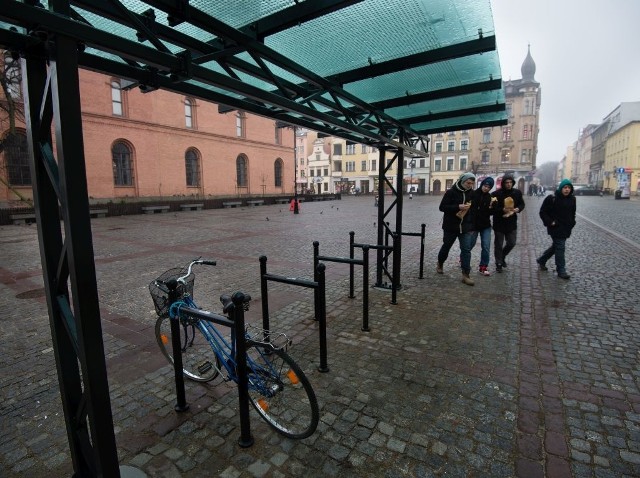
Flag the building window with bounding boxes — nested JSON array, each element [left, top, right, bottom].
[[333, 144, 342, 155], [112, 141, 134, 186], [506, 103, 513, 117], [361, 145, 368, 153], [419, 158, 425, 168], [111, 80, 123, 116], [361, 160, 367, 171], [185, 98, 196, 128], [3, 132, 31, 186], [482, 129, 491, 143], [520, 150, 529, 163], [435, 142, 443, 153], [323, 168, 328, 176], [315, 154, 320, 161], [274, 158, 283, 187], [434, 159, 441, 171], [502, 127, 511, 141], [346, 161, 355, 172], [346, 143, 355, 155], [460, 140, 468, 151], [185, 148, 200, 187], [3, 51, 21, 99], [236, 155, 248, 187], [275, 125, 282, 144], [371, 159, 376, 171], [459, 157, 467, 171], [501, 150, 511, 163], [481, 151, 490, 164], [236, 112, 246, 137], [523, 124, 533, 140], [524, 98, 535, 115], [447, 141, 455, 152], [446, 157, 454, 171], [333, 161, 342, 172]]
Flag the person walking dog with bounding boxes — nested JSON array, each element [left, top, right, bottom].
[[537, 179, 576, 279]]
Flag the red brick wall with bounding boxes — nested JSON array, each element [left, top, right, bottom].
[[1, 68, 293, 203]]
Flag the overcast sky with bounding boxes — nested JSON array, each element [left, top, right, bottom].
[[490, 0, 640, 164]]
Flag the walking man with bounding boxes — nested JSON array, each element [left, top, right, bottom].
[[469, 177, 496, 276], [537, 179, 576, 279], [491, 174, 525, 273], [436, 172, 477, 286]]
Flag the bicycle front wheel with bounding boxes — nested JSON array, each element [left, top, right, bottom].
[[245, 344, 319, 439], [155, 316, 220, 382]]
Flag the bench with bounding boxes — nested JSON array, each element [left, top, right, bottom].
[[246, 199, 265, 207], [90, 209, 108, 218], [10, 213, 36, 225], [179, 203, 204, 211], [274, 198, 290, 204], [141, 205, 170, 214], [222, 201, 242, 208]]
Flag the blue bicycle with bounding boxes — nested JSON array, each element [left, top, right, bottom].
[[149, 259, 319, 439]]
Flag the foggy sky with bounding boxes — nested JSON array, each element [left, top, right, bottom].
[[490, 0, 640, 164]]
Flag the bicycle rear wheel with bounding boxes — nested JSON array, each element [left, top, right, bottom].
[[155, 316, 220, 382], [245, 344, 319, 439]]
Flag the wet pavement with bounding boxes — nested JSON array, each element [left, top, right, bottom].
[[1, 194, 640, 477]]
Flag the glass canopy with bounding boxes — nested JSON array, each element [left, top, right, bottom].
[[0, 0, 507, 150]]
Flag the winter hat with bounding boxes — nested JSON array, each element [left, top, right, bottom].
[[458, 172, 476, 184], [502, 174, 515, 185], [557, 178, 573, 192], [480, 177, 494, 189]]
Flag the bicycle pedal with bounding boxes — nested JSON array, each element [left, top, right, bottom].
[[197, 361, 213, 375]]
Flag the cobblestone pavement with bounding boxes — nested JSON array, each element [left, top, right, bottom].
[[1, 194, 639, 478]]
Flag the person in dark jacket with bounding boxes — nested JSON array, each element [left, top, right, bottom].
[[491, 174, 525, 272], [469, 177, 497, 276], [537, 179, 576, 279], [437, 172, 476, 286]]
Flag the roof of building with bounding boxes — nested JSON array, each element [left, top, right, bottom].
[[1, 0, 508, 152]]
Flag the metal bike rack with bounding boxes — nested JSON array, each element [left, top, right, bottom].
[[349, 232, 398, 304], [259, 256, 329, 373], [312, 241, 371, 332], [166, 288, 254, 448], [384, 223, 427, 280]]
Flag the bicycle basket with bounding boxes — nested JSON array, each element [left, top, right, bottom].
[[149, 267, 195, 317]]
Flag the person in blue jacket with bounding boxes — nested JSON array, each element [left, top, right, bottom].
[[537, 179, 576, 279]]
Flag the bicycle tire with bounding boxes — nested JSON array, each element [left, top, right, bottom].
[[155, 316, 220, 382], [245, 344, 319, 439]]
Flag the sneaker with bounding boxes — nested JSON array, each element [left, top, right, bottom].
[[536, 259, 548, 271], [478, 266, 491, 276], [436, 262, 443, 274], [558, 272, 571, 280]]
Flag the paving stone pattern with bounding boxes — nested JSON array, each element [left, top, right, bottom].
[[1, 195, 639, 477]]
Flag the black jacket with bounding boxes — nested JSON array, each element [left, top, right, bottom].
[[539, 192, 576, 239], [469, 186, 495, 231], [439, 181, 474, 234], [491, 187, 525, 233]]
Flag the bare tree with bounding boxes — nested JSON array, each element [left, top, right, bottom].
[[0, 49, 24, 136]]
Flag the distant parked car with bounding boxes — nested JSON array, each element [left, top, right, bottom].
[[573, 185, 603, 196]]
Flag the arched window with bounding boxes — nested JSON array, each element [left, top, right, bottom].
[[111, 80, 123, 116], [3, 132, 31, 186], [3, 51, 21, 99], [185, 98, 195, 128], [274, 158, 284, 187], [236, 155, 248, 187], [185, 148, 200, 187], [112, 141, 134, 186]]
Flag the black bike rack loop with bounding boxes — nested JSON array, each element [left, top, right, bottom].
[[384, 223, 426, 280], [259, 255, 329, 373], [166, 284, 254, 448], [313, 241, 371, 332], [349, 232, 399, 304]]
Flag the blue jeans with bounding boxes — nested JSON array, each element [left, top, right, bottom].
[[438, 231, 475, 274], [539, 237, 567, 274], [469, 227, 491, 268]]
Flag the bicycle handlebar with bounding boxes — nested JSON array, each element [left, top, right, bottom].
[[176, 258, 216, 284]]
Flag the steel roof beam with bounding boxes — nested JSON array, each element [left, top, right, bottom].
[[400, 103, 505, 125], [327, 36, 496, 86], [372, 79, 503, 109], [242, 0, 364, 41], [415, 118, 508, 135]]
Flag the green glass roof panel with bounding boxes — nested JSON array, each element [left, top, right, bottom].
[[412, 110, 507, 132], [344, 52, 501, 102], [388, 90, 506, 120], [266, 0, 496, 77]]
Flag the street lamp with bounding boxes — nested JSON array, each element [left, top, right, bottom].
[[409, 158, 416, 198]]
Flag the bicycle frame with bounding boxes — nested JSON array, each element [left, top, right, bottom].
[[171, 296, 283, 397]]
